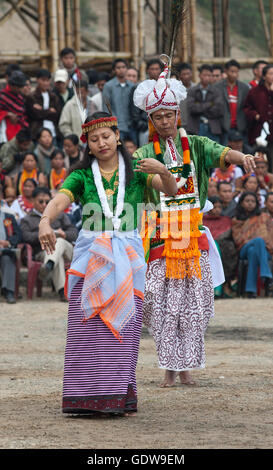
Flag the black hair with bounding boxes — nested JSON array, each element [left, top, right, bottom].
[[217, 181, 232, 191], [212, 64, 223, 73], [176, 62, 192, 73], [60, 47, 76, 58], [36, 127, 53, 140], [146, 58, 164, 71], [97, 72, 111, 82], [68, 112, 134, 186], [253, 60, 269, 70], [199, 64, 213, 73], [22, 151, 38, 163], [235, 191, 260, 220], [112, 58, 128, 70], [259, 64, 273, 86], [208, 195, 222, 205], [225, 59, 241, 70], [23, 178, 38, 188], [36, 68, 51, 79], [72, 79, 88, 90], [63, 134, 79, 145], [32, 186, 51, 199], [253, 145, 269, 160], [51, 148, 65, 159], [5, 64, 21, 77], [242, 174, 258, 189], [16, 128, 32, 142], [86, 69, 99, 85]]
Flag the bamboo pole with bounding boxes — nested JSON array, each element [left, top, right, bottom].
[[57, 0, 65, 52], [146, 0, 169, 37], [108, 0, 116, 51], [181, 0, 189, 63], [130, 0, 139, 67], [138, 0, 145, 80], [116, 0, 124, 51], [49, 0, 59, 72], [65, 0, 73, 48], [123, 0, 130, 52], [7, 0, 38, 40], [77, 51, 132, 60], [189, 0, 197, 81], [212, 0, 222, 57], [222, 0, 230, 57], [73, 0, 81, 51], [0, 0, 25, 27], [259, 0, 271, 54], [38, 0, 47, 67]]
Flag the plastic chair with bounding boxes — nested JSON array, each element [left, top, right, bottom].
[[22, 243, 43, 300]]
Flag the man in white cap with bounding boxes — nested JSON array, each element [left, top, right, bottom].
[[53, 69, 73, 111], [133, 59, 257, 387]]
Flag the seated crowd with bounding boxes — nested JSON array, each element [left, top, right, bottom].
[[1, 50, 273, 303]]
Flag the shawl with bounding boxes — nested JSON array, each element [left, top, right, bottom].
[[232, 212, 273, 253], [35, 143, 56, 173], [203, 214, 232, 240], [0, 85, 28, 141]]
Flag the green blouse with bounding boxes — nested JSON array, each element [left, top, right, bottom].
[[133, 133, 230, 209], [59, 157, 152, 231]]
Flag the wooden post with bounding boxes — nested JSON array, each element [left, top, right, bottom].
[[49, 0, 59, 72], [38, 0, 47, 67], [73, 0, 81, 52], [212, 0, 222, 57], [259, 0, 271, 54], [123, 0, 130, 53], [108, 0, 115, 51], [222, 0, 230, 57], [138, 0, 145, 80], [65, 0, 73, 48], [130, 0, 139, 68], [57, 0, 65, 52], [189, 0, 197, 81], [116, 0, 124, 51]]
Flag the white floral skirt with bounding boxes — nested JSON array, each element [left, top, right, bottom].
[[143, 251, 214, 371]]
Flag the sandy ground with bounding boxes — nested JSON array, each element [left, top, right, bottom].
[[0, 286, 273, 450]]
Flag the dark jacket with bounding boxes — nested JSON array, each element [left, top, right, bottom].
[[243, 84, 273, 145], [129, 85, 148, 133], [52, 86, 74, 110], [20, 210, 78, 257], [25, 87, 61, 140], [186, 83, 223, 135], [215, 79, 249, 133]]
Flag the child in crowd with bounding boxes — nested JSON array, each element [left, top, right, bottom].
[[48, 149, 67, 194], [63, 134, 84, 170]]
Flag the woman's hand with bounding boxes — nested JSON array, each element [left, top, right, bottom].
[[134, 158, 167, 175], [39, 218, 57, 255], [242, 154, 257, 173]]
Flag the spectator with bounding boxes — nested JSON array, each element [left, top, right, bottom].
[[62, 134, 84, 170], [3, 64, 21, 86], [0, 71, 29, 144], [232, 191, 273, 298], [243, 64, 273, 171], [227, 128, 253, 155], [126, 67, 139, 83], [187, 64, 223, 142], [0, 128, 34, 176], [212, 64, 224, 84], [146, 58, 163, 80], [102, 58, 136, 143], [235, 173, 265, 208], [48, 149, 67, 193], [0, 186, 21, 304], [34, 127, 56, 174], [90, 72, 110, 112], [249, 60, 268, 89], [0, 159, 12, 190], [13, 152, 46, 196], [207, 177, 218, 198], [203, 196, 237, 298], [53, 69, 73, 111], [264, 191, 273, 219], [218, 181, 237, 217], [254, 147, 273, 193], [123, 138, 137, 155], [25, 69, 61, 142], [4, 186, 16, 207], [86, 69, 99, 97], [10, 178, 37, 221], [215, 59, 249, 146], [21, 76, 32, 97], [176, 62, 196, 131], [20, 187, 78, 302], [59, 47, 88, 87], [130, 85, 149, 146], [59, 80, 95, 138]]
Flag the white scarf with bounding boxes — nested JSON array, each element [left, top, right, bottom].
[[91, 152, 125, 230]]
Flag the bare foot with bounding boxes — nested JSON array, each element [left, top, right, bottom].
[[123, 412, 137, 417], [179, 371, 196, 385], [159, 370, 178, 388]]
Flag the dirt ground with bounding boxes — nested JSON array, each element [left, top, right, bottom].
[[0, 288, 273, 450]]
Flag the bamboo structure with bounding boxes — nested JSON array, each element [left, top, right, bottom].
[[0, 1, 273, 78]]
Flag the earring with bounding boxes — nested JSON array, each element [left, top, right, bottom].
[[117, 140, 122, 146]]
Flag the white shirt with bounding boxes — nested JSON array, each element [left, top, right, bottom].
[[42, 91, 56, 137]]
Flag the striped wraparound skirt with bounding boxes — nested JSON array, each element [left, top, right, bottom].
[[143, 251, 214, 372], [62, 278, 143, 414]]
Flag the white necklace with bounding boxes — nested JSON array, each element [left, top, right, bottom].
[[91, 152, 125, 230]]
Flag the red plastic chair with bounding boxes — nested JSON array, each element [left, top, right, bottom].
[[23, 243, 43, 299]]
